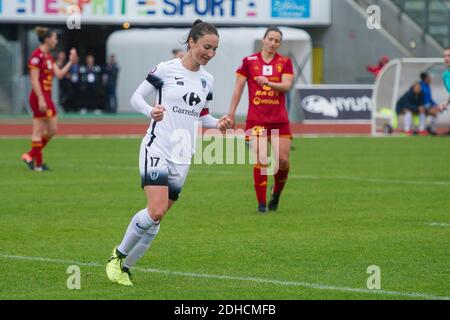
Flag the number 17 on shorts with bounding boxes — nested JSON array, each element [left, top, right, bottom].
[[139, 145, 169, 188]]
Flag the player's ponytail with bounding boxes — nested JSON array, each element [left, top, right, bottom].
[[193, 19, 203, 27], [183, 20, 219, 51], [35, 26, 54, 44]]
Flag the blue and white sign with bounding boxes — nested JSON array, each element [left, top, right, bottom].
[[272, 0, 310, 19]]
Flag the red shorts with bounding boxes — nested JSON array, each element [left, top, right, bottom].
[[29, 92, 57, 119], [245, 121, 292, 141]]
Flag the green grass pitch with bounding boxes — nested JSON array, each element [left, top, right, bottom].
[[0, 136, 449, 300]]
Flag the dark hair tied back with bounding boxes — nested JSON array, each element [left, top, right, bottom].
[[35, 26, 54, 44], [183, 19, 219, 50], [420, 72, 429, 81], [193, 19, 203, 27]]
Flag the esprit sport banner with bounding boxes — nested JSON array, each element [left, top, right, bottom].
[[0, 0, 330, 25], [297, 85, 374, 121]]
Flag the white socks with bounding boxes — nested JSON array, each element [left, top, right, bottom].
[[404, 111, 412, 132], [428, 116, 437, 132], [419, 113, 426, 131], [117, 209, 158, 256], [124, 224, 160, 269]]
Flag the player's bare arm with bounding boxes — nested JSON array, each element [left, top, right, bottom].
[[53, 48, 77, 80], [255, 74, 294, 93], [216, 115, 233, 132], [228, 75, 247, 128], [30, 68, 47, 112]]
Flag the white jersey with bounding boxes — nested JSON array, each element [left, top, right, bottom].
[[143, 58, 214, 164]]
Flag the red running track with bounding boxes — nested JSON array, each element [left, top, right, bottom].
[[0, 123, 371, 136]]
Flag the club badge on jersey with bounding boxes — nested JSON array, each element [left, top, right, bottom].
[[150, 169, 159, 181], [201, 78, 207, 89], [263, 65, 273, 76]]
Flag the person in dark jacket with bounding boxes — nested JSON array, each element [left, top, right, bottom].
[[80, 54, 102, 114], [104, 54, 120, 113], [420, 72, 441, 135], [396, 83, 427, 136]]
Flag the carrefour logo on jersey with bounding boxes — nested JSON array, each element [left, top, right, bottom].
[[173, 106, 200, 117]]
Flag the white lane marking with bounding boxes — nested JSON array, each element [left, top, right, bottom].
[[428, 222, 450, 228], [3, 160, 450, 187], [290, 174, 450, 187], [0, 253, 448, 300]]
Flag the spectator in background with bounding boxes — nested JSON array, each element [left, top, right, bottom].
[[104, 54, 120, 113], [419, 72, 440, 135], [66, 55, 81, 112], [172, 48, 185, 59], [396, 83, 427, 136], [80, 54, 102, 114], [442, 47, 450, 107], [366, 56, 390, 78], [55, 51, 71, 112], [55, 51, 66, 68]]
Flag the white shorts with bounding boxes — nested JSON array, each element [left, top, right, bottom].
[[139, 136, 190, 201]]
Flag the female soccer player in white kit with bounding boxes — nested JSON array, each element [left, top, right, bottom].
[[106, 20, 231, 286]]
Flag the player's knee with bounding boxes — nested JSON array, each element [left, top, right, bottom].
[[279, 159, 290, 171], [47, 128, 57, 137], [34, 127, 45, 137], [147, 205, 167, 222]]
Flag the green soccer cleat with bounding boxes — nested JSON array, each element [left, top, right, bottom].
[[116, 268, 133, 287], [106, 246, 133, 286]]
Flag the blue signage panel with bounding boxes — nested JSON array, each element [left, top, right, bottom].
[[272, 0, 310, 18]]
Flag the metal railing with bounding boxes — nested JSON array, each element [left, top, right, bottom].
[[392, 0, 450, 48]]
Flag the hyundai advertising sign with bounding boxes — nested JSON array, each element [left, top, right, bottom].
[[297, 85, 374, 121]]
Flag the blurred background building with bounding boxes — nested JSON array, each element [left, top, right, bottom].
[[0, 0, 449, 123]]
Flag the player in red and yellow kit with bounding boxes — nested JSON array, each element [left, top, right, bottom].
[[21, 27, 77, 171], [228, 27, 294, 213]]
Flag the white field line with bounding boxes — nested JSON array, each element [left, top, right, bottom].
[[0, 253, 448, 300], [2, 160, 450, 187], [428, 222, 450, 227], [289, 174, 450, 187]]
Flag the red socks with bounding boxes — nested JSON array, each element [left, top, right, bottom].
[[273, 167, 290, 195], [28, 135, 51, 168], [29, 140, 43, 167], [41, 134, 51, 149], [253, 165, 268, 205], [253, 166, 290, 205]]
